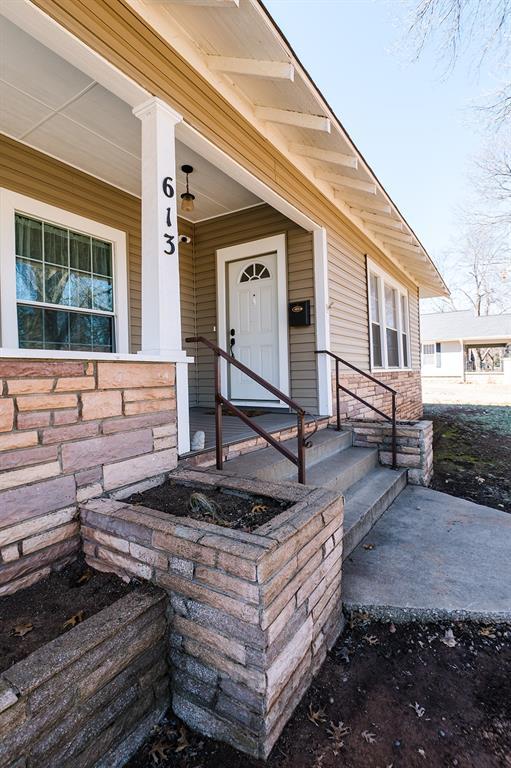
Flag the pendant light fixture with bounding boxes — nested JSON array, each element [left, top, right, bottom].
[[180, 165, 195, 213]]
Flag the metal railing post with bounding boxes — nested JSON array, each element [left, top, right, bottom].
[[391, 392, 397, 470], [335, 358, 341, 431], [297, 412, 306, 484], [214, 351, 223, 471]]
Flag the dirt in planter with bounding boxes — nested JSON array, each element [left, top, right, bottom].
[[127, 617, 510, 768], [126, 479, 291, 532], [0, 556, 133, 673]]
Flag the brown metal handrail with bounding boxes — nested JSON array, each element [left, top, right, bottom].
[[316, 349, 398, 470], [186, 336, 307, 483]]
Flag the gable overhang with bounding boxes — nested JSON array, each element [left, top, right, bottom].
[[121, 0, 449, 299]]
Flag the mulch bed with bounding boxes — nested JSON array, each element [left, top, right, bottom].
[[424, 404, 511, 513], [127, 616, 510, 768], [0, 556, 133, 673], [126, 479, 291, 532]]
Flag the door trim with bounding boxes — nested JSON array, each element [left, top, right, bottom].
[[216, 233, 289, 406]]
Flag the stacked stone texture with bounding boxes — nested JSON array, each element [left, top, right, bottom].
[[0, 359, 177, 595], [344, 419, 434, 485], [0, 589, 168, 768], [80, 469, 344, 759], [332, 370, 423, 421]]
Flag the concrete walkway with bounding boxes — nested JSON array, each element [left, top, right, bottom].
[[342, 485, 511, 622]]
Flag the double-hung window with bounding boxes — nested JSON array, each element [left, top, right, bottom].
[[367, 259, 411, 370], [0, 191, 128, 354]]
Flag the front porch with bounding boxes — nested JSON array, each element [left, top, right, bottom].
[[188, 406, 323, 453], [0, 6, 332, 461]]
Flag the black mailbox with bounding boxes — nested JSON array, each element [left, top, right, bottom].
[[288, 300, 311, 327]]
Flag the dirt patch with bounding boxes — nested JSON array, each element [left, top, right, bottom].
[[126, 479, 291, 532], [127, 616, 510, 768], [424, 404, 511, 512], [0, 556, 133, 673]]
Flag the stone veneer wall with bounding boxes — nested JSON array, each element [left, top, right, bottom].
[[80, 469, 344, 760], [0, 589, 168, 768], [0, 359, 177, 596], [333, 369, 423, 421], [344, 419, 434, 485]]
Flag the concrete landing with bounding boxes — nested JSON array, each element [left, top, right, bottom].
[[342, 485, 511, 623]]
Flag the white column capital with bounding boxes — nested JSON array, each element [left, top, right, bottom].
[[133, 96, 182, 125]]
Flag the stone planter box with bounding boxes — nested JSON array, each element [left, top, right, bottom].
[[80, 468, 344, 760], [0, 588, 168, 768]]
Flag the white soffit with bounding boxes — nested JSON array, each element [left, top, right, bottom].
[[126, 0, 447, 297], [0, 14, 261, 219]]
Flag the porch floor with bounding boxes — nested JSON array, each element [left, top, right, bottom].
[[188, 406, 321, 451]]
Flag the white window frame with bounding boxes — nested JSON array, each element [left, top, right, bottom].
[[367, 258, 411, 371], [0, 189, 129, 353]]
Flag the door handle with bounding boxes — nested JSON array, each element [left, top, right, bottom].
[[229, 329, 236, 359]]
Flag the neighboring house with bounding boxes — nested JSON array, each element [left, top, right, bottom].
[[421, 310, 511, 382]]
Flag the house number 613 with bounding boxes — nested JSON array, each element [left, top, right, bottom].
[[162, 175, 176, 255]]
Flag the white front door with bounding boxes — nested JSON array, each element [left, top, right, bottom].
[[228, 252, 280, 402]]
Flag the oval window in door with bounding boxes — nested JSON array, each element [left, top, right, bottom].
[[239, 262, 271, 283]]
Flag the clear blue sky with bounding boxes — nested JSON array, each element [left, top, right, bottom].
[[265, 0, 498, 261]]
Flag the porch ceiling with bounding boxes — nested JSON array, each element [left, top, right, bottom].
[[0, 15, 261, 221]]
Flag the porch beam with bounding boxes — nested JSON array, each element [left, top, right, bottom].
[[133, 97, 184, 355], [316, 170, 377, 194], [207, 56, 294, 80], [255, 106, 331, 133], [289, 142, 357, 169]]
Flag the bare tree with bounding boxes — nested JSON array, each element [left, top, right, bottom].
[[473, 132, 511, 223], [428, 224, 511, 314], [409, 0, 511, 121]]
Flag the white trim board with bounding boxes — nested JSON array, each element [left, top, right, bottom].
[[313, 227, 332, 416], [216, 234, 289, 407], [0, 188, 129, 353]]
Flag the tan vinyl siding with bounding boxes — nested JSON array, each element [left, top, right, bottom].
[[409, 286, 420, 370], [193, 204, 317, 411], [33, 0, 425, 368], [327, 230, 420, 371]]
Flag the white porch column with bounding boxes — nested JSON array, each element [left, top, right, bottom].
[[133, 97, 183, 355], [314, 227, 333, 416]]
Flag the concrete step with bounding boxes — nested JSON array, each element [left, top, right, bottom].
[[342, 466, 407, 560], [220, 427, 352, 482], [303, 446, 379, 494]]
